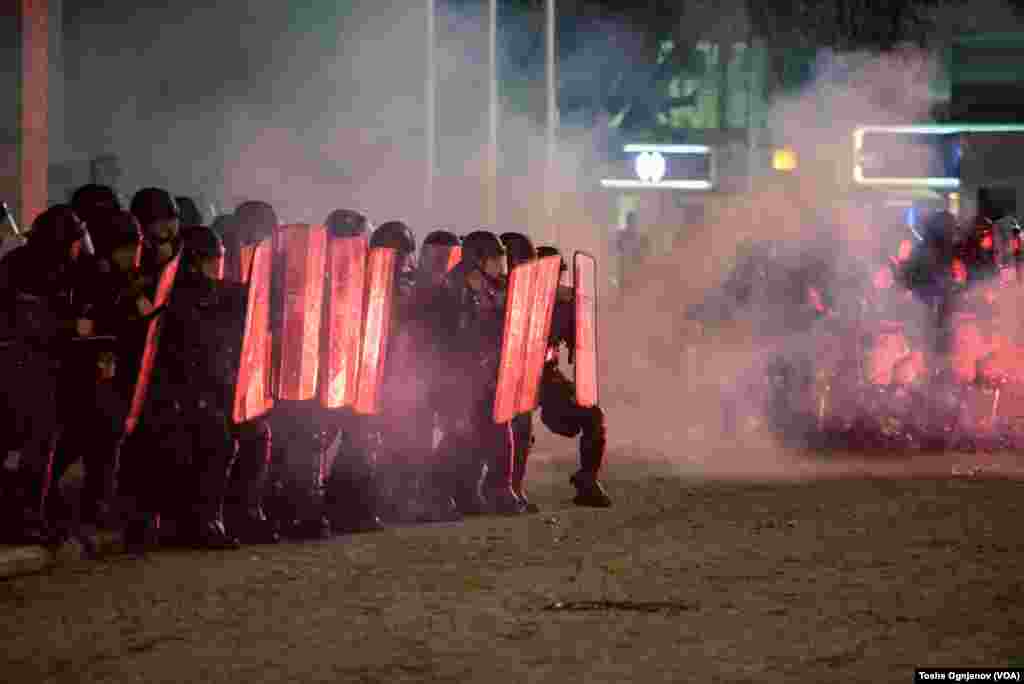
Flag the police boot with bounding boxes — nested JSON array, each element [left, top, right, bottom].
[[324, 469, 384, 534], [224, 427, 279, 545], [225, 506, 279, 545], [188, 517, 241, 551], [450, 460, 487, 516], [571, 471, 612, 508], [0, 467, 57, 545], [188, 473, 241, 550], [483, 485, 527, 516], [410, 465, 462, 523], [123, 512, 160, 555]]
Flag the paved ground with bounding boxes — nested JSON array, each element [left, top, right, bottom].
[[2, 425, 1023, 684]]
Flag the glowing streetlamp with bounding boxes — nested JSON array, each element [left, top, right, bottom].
[[772, 146, 797, 172]]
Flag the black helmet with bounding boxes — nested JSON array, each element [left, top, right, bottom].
[[370, 221, 416, 254], [71, 184, 121, 229], [461, 230, 505, 266], [90, 209, 142, 260], [499, 232, 536, 268], [181, 224, 225, 264], [325, 209, 370, 238], [234, 200, 278, 244], [175, 195, 204, 226], [537, 245, 568, 272], [28, 205, 86, 257], [130, 188, 179, 229], [424, 230, 460, 247]]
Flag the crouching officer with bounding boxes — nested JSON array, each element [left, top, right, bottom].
[[535, 246, 611, 507]]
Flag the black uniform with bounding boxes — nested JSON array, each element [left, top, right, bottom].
[[0, 207, 88, 543], [434, 251, 521, 515], [320, 209, 383, 534]]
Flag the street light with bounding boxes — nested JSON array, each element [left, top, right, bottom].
[[426, 0, 436, 219], [772, 146, 797, 172], [545, 0, 557, 246]]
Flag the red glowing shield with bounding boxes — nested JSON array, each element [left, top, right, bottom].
[[318, 233, 369, 409], [516, 255, 561, 414], [494, 259, 538, 423], [353, 247, 396, 415], [124, 251, 181, 436], [574, 251, 599, 408], [232, 240, 275, 424], [272, 224, 327, 401]]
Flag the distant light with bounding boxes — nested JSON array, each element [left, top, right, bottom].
[[623, 144, 710, 154], [905, 206, 917, 228], [772, 147, 797, 172], [634, 151, 667, 183], [949, 191, 961, 217], [852, 124, 1024, 188], [600, 179, 713, 190], [853, 164, 960, 189]]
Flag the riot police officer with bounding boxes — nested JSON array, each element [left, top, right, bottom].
[[434, 231, 524, 516], [419, 230, 461, 289], [46, 209, 149, 548], [122, 224, 245, 550], [535, 246, 611, 507], [363, 221, 444, 522], [0, 206, 92, 543], [499, 232, 540, 512], [131, 188, 182, 291], [322, 208, 387, 534]]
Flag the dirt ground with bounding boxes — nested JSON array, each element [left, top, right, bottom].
[[2, 420, 1023, 684]]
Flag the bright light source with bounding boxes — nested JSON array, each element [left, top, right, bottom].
[[599, 179, 713, 190], [772, 147, 797, 172], [623, 144, 711, 154], [853, 164, 960, 189], [949, 192, 961, 217], [634, 151, 667, 183], [905, 206, 917, 228], [852, 124, 1024, 188]]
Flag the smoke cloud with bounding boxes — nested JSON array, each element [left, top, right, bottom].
[[58, 1, 1024, 478]]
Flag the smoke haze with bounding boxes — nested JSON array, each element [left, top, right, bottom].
[[58, 1, 1024, 478]]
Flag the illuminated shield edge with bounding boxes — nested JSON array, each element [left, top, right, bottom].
[[232, 240, 275, 424], [353, 248, 396, 415], [124, 252, 181, 436], [516, 256, 561, 414], [494, 260, 538, 423], [574, 251, 599, 408], [275, 224, 327, 401], [318, 234, 369, 409]]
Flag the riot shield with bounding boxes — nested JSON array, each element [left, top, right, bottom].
[[353, 247, 397, 416], [574, 251, 599, 408], [318, 232, 369, 409], [273, 224, 327, 401], [225, 243, 258, 284], [494, 260, 538, 423], [494, 261, 537, 423], [124, 252, 181, 435], [516, 256, 561, 414], [232, 240, 275, 425]]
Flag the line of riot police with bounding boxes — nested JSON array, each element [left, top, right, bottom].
[[0, 185, 611, 552], [688, 209, 1024, 451]]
